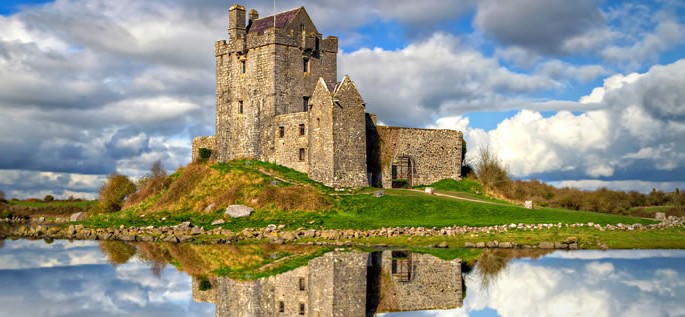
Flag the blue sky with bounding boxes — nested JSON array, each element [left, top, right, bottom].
[[0, 0, 684, 198]]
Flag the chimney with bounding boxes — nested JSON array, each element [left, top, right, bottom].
[[248, 9, 259, 24], [228, 4, 246, 41]]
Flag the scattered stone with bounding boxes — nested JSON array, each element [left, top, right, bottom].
[[476, 242, 486, 248], [464, 242, 476, 248], [538, 242, 554, 249], [277, 224, 286, 230], [37, 217, 45, 223], [569, 243, 578, 250], [177, 221, 193, 230], [69, 212, 86, 222], [190, 226, 204, 235], [178, 235, 193, 243], [211, 219, 225, 226], [225, 205, 253, 218], [486, 241, 499, 248], [266, 224, 277, 232], [424, 187, 435, 195], [204, 203, 216, 213], [524, 200, 534, 209], [164, 235, 180, 243], [499, 242, 513, 248], [270, 180, 281, 186], [437, 241, 448, 248], [373, 190, 384, 197], [655, 212, 666, 221]]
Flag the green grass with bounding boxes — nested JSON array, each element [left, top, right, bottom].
[[214, 247, 334, 279], [8, 200, 96, 208], [417, 178, 483, 195]]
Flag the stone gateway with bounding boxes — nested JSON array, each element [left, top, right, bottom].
[[192, 4, 463, 188]]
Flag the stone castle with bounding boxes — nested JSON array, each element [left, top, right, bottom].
[[192, 250, 463, 316], [192, 4, 463, 188]]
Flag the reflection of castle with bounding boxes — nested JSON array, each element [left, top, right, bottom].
[[193, 250, 463, 316]]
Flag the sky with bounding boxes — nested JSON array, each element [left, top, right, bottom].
[[0, 0, 684, 199]]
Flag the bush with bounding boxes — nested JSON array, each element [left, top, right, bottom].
[[475, 146, 510, 190], [127, 160, 171, 206], [99, 172, 136, 212], [198, 277, 212, 291], [44, 195, 54, 202], [198, 148, 212, 162]]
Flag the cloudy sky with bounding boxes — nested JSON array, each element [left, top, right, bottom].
[[0, 0, 684, 198]]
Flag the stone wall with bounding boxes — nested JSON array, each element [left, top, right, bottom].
[[307, 79, 335, 185], [329, 76, 368, 188], [376, 251, 463, 312], [191, 136, 216, 162], [274, 112, 309, 172], [368, 126, 463, 188]]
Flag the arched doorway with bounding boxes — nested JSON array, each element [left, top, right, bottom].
[[391, 156, 414, 188]]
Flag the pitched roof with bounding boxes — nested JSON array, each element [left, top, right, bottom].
[[248, 7, 302, 34]]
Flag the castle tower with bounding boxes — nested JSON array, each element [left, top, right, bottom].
[[214, 5, 338, 162]]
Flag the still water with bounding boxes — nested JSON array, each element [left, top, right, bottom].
[[0, 239, 684, 317]]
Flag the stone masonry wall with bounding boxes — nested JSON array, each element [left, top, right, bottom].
[[191, 136, 216, 163], [370, 126, 463, 188], [307, 79, 335, 185], [330, 77, 368, 188], [377, 251, 463, 312], [274, 112, 309, 173]]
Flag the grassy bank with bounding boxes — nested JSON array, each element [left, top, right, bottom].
[[80, 160, 658, 232]]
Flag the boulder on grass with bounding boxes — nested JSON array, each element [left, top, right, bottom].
[[225, 205, 253, 218], [69, 212, 86, 222]]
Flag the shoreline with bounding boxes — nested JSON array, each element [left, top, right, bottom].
[[2, 217, 684, 250]]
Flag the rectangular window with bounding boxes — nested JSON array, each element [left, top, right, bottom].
[[298, 148, 305, 162], [278, 301, 284, 313], [299, 303, 305, 315], [299, 277, 305, 290], [303, 58, 309, 73], [278, 126, 284, 138], [241, 60, 246, 74], [302, 96, 309, 112], [299, 124, 305, 136], [239, 101, 244, 114]]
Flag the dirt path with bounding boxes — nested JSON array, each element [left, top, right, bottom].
[[402, 189, 518, 207]]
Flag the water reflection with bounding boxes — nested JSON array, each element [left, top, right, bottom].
[[3, 238, 685, 317], [191, 250, 463, 316]]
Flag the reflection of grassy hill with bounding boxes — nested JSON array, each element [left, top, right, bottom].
[[84, 160, 656, 231]]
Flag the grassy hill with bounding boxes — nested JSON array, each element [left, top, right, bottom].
[[84, 160, 656, 230]]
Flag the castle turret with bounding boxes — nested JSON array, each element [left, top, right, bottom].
[[248, 9, 259, 24], [228, 4, 246, 43]]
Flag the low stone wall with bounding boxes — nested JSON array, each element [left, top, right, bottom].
[[3, 217, 683, 250], [191, 136, 216, 162]]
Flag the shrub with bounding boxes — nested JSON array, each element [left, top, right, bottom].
[[199, 148, 212, 162], [475, 146, 510, 190], [198, 277, 212, 291], [99, 172, 136, 212], [127, 160, 171, 206], [44, 195, 54, 202]]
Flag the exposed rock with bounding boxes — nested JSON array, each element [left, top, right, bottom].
[[225, 205, 253, 218], [569, 243, 578, 250], [69, 212, 86, 222], [476, 242, 486, 248], [655, 212, 666, 221], [424, 187, 435, 195], [464, 242, 476, 248], [499, 242, 513, 248], [211, 219, 225, 226], [190, 226, 204, 235], [266, 224, 277, 232], [164, 235, 180, 243], [373, 190, 384, 197], [437, 241, 448, 248], [538, 242, 554, 249], [270, 180, 281, 186], [486, 241, 499, 248], [204, 203, 216, 213], [176, 221, 193, 230]]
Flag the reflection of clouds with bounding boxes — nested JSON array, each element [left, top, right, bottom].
[[0, 240, 213, 317], [381, 250, 685, 317]]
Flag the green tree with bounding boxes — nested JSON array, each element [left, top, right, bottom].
[[98, 172, 136, 212], [43, 194, 54, 202]]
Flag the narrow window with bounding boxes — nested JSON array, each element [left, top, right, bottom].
[[298, 148, 305, 162], [300, 23, 304, 33], [278, 126, 284, 138], [299, 303, 305, 315], [278, 301, 284, 313], [299, 124, 305, 136], [241, 60, 246, 74], [239, 101, 244, 114], [303, 58, 309, 73], [316, 118, 320, 128], [298, 277, 305, 290], [302, 96, 309, 111]]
